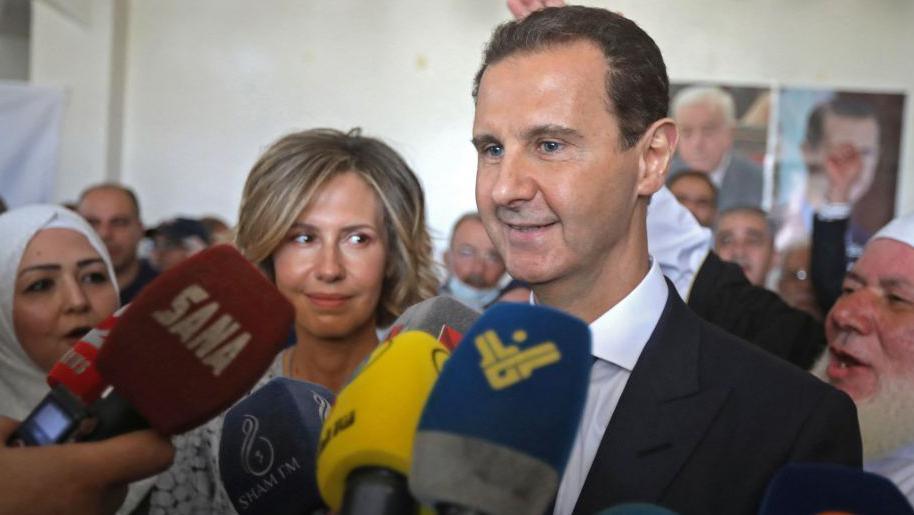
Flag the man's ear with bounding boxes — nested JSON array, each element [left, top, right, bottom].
[[636, 117, 677, 197], [443, 250, 452, 270]]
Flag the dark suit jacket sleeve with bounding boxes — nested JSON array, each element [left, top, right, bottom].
[[812, 214, 849, 314], [787, 386, 862, 467], [688, 251, 826, 369]]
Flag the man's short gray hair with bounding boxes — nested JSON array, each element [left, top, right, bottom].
[[671, 85, 736, 127]]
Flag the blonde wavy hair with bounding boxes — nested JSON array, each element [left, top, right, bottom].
[[235, 128, 437, 326]]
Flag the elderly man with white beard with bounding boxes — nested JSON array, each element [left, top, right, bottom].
[[817, 212, 914, 502]]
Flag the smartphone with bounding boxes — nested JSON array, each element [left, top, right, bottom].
[[6, 386, 88, 447]]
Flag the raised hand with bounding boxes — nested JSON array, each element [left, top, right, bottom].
[[823, 142, 864, 204], [507, 0, 566, 20]]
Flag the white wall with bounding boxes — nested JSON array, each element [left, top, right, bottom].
[[31, 0, 914, 247], [630, 0, 914, 213], [121, 0, 501, 245], [30, 0, 126, 204]]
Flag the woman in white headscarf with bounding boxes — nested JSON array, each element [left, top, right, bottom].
[[0, 204, 118, 420]]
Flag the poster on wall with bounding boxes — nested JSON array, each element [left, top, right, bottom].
[[771, 87, 905, 258], [667, 81, 905, 258], [667, 82, 774, 224]]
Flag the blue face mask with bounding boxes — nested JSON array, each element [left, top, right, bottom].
[[445, 275, 501, 310]]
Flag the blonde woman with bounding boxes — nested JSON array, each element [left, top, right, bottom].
[[235, 127, 437, 391], [146, 128, 437, 514]]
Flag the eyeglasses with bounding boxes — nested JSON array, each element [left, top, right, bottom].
[[454, 245, 503, 266]]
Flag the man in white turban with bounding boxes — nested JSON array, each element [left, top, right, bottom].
[[817, 211, 914, 502]]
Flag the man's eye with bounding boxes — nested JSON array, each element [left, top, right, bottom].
[[540, 141, 563, 153], [484, 145, 504, 158], [291, 234, 313, 244], [888, 294, 911, 306]]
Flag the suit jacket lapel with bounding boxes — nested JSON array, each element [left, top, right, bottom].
[[573, 283, 731, 514]]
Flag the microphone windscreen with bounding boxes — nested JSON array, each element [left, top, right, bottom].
[[46, 307, 124, 404], [96, 245, 294, 434], [387, 296, 480, 351], [316, 331, 449, 511], [46, 342, 103, 405], [219, 377, 334, 515], [759, 463, 914, 515], [410, 303, 591, 515]]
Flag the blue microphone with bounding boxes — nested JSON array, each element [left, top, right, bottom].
[[409, 303, 592, 515], [219, 377, 334, 515], [759, 463, 914, 515]]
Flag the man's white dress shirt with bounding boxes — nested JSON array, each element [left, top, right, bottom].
[[708, 152, 731, 188], [551, 259, 669, 515]]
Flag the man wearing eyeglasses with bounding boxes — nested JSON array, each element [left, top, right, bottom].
[[440, 212, 507, 309]]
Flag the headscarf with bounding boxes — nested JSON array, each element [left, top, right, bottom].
[[0, 204, 117, 420], [872, 211, 914, 250]]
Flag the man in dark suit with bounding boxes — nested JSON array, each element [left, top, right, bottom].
[[471, 6, 861, 514]]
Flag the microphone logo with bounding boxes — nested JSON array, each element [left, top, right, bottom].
[[313, 393, 332, 421], [58, 346, 92, 374], [437, 324, 462, 351], [475, 329, 561, 390], [152, 284, 252, 376], [80, 328, 110, 348], [240, 415, 275, 476]]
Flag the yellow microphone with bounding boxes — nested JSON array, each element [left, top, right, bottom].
[[316, 330, 449, 514]]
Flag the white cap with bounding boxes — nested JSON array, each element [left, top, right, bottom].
[[872, 212, 914, 249]]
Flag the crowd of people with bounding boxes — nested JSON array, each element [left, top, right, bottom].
[[0, 1, 912, 514]]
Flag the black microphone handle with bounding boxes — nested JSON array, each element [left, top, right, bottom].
[[79, 391, 150, 442], [340, 466, 418, 515], [436, 503, 490, 515]]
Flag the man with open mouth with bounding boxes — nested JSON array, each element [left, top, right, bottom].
[[816, 211, 914, 504]]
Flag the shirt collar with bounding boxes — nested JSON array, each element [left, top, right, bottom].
[[588, 259, 668, 371], [709, 151, 732, 187]]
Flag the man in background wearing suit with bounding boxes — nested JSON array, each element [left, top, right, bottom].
[[472, 6, 860, 514], [668, 86, 764, 211]]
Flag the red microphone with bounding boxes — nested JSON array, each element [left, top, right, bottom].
[[83, 244, 294, 438], [46, 308, 123, 404], [6, 309, 125, 447]]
